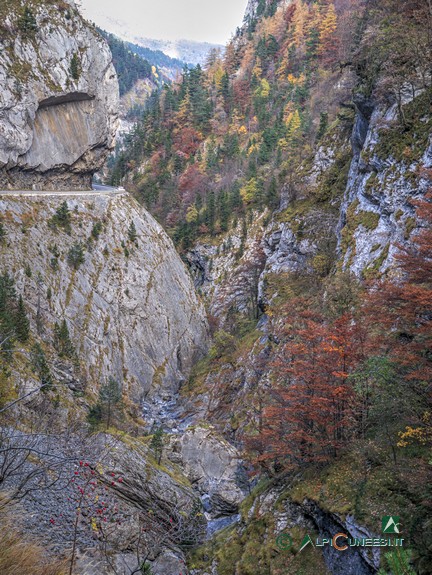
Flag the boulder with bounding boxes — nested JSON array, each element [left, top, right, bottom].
[[168, 426, 246, 517]]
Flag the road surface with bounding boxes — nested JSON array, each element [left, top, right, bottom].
[[0, 184, 126, 197]]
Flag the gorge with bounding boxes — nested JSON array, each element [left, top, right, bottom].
[[1, 1, 431, 575]]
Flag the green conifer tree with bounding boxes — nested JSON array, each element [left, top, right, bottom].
[[150, 426, 164, 464], [15, 295, 30, 343], [53, 319, 76, 359], [219, 191, 230, 232], [67, 243, 85, 270], [70, 53, 81, 80], [50, 201, 71, 233], [127, 221, 138, 242], [30, 343, 53, 390], [206, 191, 216, 235], [98, 377, 122, 429]]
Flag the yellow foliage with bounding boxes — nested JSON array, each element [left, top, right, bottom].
[[284, 111, 294, 127], [255, 78, 270, 98], [252, 58, 263, 79], [261, 4, 286, 40], [213, 66, 225, 89], [287, 73, 306, 86], [248, 141, 262, 156], [318, 3, 337, 53], [286, 109, 301, 139], [91, 517, 98, 532], [283, 101, 295, 124], [241, 43, 256, 73], [186, 204, 199, 224], [228, 109, 244, 134], [397, 412, 432, 447], [292, 0, 309, 47], [151, 65, 158, 79], [240, 178, 259, 204], [278, 138, 289, 150], [175, 90, 192, 126]]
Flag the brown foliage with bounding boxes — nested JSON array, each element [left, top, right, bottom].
[[0, 501, 66, 575], [365, 193, 432, 384], [250, 300, 368, 469]]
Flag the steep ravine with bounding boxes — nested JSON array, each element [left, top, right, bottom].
[[2, 1, 430, 574]]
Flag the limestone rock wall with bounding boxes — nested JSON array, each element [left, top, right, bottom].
[[0, 192, 208, 408], [337, 94, 432, 277], [0, 0, 119, 190]]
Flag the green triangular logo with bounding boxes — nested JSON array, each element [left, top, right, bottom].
[[299, 534, 314, 552], [382, 516, 401, 534]]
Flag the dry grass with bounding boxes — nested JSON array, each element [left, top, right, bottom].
[[0, 498, 67, 575]]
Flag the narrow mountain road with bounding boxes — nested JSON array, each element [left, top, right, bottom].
[[0, 184, 126, 197]]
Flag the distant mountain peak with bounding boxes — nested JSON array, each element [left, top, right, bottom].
[[130, 37, 224, 67]]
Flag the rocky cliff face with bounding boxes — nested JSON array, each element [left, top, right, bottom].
[[337, 93, 432, 277], [0, 191, 208, 409], [0, 0, 118, 190], [244, 0, 260, 20]]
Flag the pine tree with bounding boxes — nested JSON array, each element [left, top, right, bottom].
[[70, 53, 81, 81], [53, 319, 76, 359], [229, 181, 242, 211], [15, 295, 30, 343], [98, 377, 122, 429], [127, 221, 138, 242], [30, 343, 53, 390], [150, 426, 164, 464], [266, 177, 278, 209], [205, 191, 216, 235], [67, 243, 85, 270], [219, 191, 230, 232], [140, 562, 154, 575], [50, 201, 71, 233], [317, 112, 329, 140]]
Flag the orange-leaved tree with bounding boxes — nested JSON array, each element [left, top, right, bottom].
[[250, 299, 367, 470]]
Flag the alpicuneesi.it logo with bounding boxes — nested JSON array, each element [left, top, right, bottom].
[[276, 516, 404, 552], [382, 516, 401, 534]]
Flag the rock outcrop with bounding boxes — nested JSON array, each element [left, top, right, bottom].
[[337, 93, 431, 277], [0, 0, 118, 190], [168, 426, 246, 518], [0, 191, 208, 409]]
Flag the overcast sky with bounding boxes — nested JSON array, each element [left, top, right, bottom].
[[78, 0, 249, 44]]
